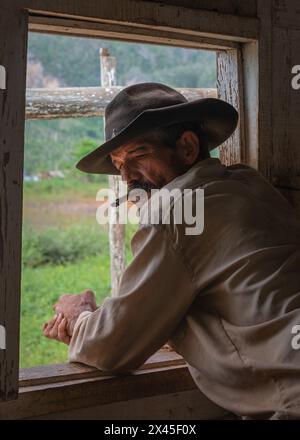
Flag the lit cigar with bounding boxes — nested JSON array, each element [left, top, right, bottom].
[[110, 194, 128, 208], [110, 188, 147, 208]]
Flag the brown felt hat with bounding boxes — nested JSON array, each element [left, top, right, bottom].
[[76, 82, 239, 175]]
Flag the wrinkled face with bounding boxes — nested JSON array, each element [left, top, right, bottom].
[[109, 130, 200, 193]]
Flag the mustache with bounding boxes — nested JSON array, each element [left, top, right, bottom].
[[128, 180, 157, 192], [111, 180, 157, 207]]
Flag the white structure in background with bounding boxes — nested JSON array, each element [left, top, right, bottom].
[[24, 174, 40, 182], [0, 325, 6, 350], [0, 65, 6, 90]]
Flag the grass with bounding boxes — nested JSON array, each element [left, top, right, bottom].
[[23, 171, 107, 202], [20, 255, 110, 367]]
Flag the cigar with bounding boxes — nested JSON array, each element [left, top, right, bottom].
[[110, 194, 128, 208], [110, 188, 146, 207]]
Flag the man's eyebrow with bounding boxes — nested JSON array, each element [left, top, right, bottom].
[[127, 145, 147, 154]]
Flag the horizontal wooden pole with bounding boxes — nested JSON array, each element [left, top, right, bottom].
[[26, 86, 217, 120]]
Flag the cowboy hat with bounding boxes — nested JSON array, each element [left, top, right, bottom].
[[76, 82, 238, 175]]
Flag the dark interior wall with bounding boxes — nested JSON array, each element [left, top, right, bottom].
[[150, 0, 257, 17], [256, 0, 300, 213], [270, 2, 300, 177]]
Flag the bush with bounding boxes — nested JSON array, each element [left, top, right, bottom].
[[22, 224, 108, 267]]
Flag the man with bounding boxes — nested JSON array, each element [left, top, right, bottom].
[[43, 83, 300, 419]]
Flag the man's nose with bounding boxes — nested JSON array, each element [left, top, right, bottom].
[[121, 163, 142, 185]]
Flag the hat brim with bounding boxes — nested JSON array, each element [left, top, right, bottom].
[[75, 97, 238, 175]]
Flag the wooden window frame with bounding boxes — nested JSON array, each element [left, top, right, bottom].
[[0, 0, 259, 416], [2, 350, 235, 420]]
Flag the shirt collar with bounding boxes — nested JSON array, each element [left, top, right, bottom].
[[138, 157, 227, 223], [163, 157, 227, 192]]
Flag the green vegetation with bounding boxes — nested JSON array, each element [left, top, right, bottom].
[[24, 173, 105, 201], [21, 255, 109, 367], [21, 178, 137, 368], [24, 119, 104, 175], [22, 224, 104, 267]]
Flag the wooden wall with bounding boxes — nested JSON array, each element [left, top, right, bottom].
[[0, 3, 28, 402], [151, 0, 257, 17], [258, 0, 300, 212], [28, 390, 234, 420], [273, 1, 300, 199]]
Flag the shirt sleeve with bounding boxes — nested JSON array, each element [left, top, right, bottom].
[[68, 223, 196, 374]]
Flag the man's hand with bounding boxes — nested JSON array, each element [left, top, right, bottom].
[[42, 289, 97, 344], [43, 313, 71, 345]]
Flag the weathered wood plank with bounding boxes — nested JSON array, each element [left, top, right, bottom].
[[241, 41, 259, 170], [0, 7, 28, 402], [19, 349, 184, 387], [100, 48, 126, 296], [29, 15, 239, 51], [26, 86, 122, 119], [24, 0, 259, 42], [217, 48, 245, 165], [257, 0, 273, 180], [25, 87, 217, 120], [1, 364, 197, 420], [272, 26, 300, 177], [31, 389, 234, 420], [150, 0, 257, 18], [273, 0, 300, 30], [269, 22, 300, 214], [257, 0, 300, 198]]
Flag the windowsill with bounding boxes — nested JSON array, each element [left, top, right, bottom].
[[18, 347, 185, 388], [0, 348, 201, 419]]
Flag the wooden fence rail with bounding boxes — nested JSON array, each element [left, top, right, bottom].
[[25, 86, 217, 120]]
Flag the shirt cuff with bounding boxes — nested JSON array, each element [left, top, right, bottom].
[[69, 310, 93, 345]]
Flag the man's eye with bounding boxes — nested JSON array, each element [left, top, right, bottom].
[[136, 151, 149, 158]]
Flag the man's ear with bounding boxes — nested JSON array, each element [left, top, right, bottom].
[[175, 130, 200, 165]]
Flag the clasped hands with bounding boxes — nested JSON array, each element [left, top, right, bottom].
[[42, 289, 97, 345]]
